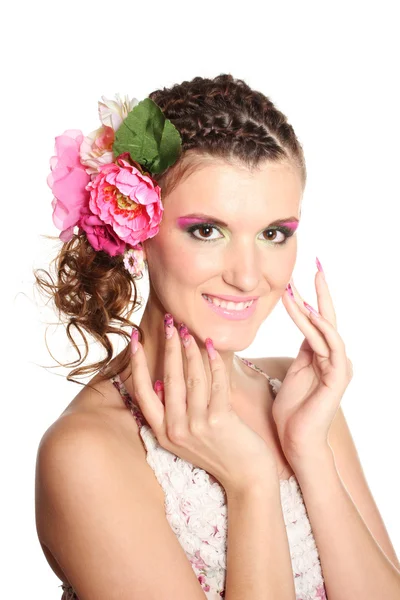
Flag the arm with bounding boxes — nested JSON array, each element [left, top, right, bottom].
[[36, 414, 296, 600], [225, 471, 296, 600], [293, 449, 400, 600]]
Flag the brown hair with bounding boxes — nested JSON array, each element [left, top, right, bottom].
[[33, 73, 306, 389]]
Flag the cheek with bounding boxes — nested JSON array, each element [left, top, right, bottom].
[[146, 236, 216, 285], [270, 247, 297, 286], [165, 249, 217, 284]]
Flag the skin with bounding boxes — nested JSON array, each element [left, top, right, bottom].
[[37, 159, 304, 586], [117, 157, 304, 403]]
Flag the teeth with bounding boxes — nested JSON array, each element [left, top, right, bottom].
[[202, 294, 254, 311]]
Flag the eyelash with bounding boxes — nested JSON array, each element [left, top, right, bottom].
[[186, 223, 295, 246]]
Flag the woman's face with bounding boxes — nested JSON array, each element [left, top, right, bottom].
[[143, 159, 303, 350]]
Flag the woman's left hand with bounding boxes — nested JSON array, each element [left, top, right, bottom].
[[272, 265, 354, 468]]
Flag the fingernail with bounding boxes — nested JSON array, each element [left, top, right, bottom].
[[178, 323, 191, 347], [316, 256, 325, 280], [286, 282, 295, 300], [304, 301, 320, 317], [154, 380, 164, 392], [205, 338, 217, 360], [164, 313, 174, 339], [131, 327, 139, 354]]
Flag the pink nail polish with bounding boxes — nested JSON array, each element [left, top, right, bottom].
[[205, 338, 217, 360], [304, 301, 320, 317], [178, 323, 191, 347], [131, 327, 139, 354], [316, 256, 325, 280], [164, 313, 174, 340], [154, 380, 164, 392], [286, 282, 295, 300]]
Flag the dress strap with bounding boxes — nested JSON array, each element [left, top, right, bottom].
[[110, 373, 149, 429], [236, 356, 282, 397], [236, 356, 272, 380]]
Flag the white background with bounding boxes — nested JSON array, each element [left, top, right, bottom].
[[2, 0, 399, 597]]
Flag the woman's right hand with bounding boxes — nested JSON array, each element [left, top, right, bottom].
[[129, 315, 277, 496]]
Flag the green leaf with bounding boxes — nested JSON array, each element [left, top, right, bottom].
[[112, 98, 182, 174]]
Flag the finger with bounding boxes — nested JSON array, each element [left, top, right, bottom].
[[287, 278, 309, 318], [283, 289, 330, 357], [163, 314, 187, 427], [307, 309, 348, 374], [154, 380, 165, 405], [314, 270, 337, 328], [177, 324, 208, 420], [205, 338, 230, 416], [291, 274, 337, 329], [130, 328, 164, 432]]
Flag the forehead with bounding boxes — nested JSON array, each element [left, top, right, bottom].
[[165, 160, 302, 225]]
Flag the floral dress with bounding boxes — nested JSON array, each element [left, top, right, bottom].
[[60, 356, 327, 600]]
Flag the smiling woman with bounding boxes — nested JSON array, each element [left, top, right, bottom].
[[32, 73, 400, 600]]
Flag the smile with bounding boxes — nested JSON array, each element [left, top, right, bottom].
[[202, 294, 254, 310], [201, 294, 258, 321]]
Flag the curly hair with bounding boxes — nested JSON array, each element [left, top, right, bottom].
[[33, 73, 306, 390]]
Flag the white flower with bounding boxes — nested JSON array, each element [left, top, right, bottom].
[[98, 93, 138, 131], [79, 125, 115, 175], [123, 247, 145, 276]]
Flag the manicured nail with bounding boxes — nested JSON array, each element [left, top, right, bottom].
[[164, 313, 174, 339], [286, 282, 295, 300], [316, 256, 325, 280], [131, 327, 139, 354], [178, 323, 191, 347], [205, 338, 217, 360], [304, 301, 320, 317], [154, 380, 164, 392]]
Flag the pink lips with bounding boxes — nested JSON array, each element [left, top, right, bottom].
[[202, 294, 258, 321]]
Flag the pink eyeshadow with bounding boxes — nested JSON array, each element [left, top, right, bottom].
[[282, 220, 299, 231], [176, 217, 299, 231], [176, 217, 205, 227]]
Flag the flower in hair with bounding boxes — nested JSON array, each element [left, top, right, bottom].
[[48, 95, 183, 260], [86, 152, 163, 250], [79, 125, 115, 176], [123, 246, 146, 276], [48, 129, 91, 242], [78, 209, 127, 256], [80, 94, 139, 175]]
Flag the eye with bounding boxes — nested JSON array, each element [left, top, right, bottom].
[[187, 224, 223, 241], [186, 223, 294, 246], [261, 229, 287, 244]]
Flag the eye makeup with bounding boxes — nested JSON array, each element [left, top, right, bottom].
[[176, 215, 299, 246], [281, 220, 299, 232], [176, 215, 299, 232]]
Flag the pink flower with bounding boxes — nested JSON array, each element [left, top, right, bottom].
[[78, 210, 126, 257], [80, 125, 115, 175], [47, 129, 91, 242], [87, 153, 163, 248]]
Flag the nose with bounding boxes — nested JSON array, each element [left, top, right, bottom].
[[221, 241, 261, 292]]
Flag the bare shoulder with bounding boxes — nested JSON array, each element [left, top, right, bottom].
[[35, 401, 207, 599], [246, 356, 295, 381], [56, 372, 146, 453], [36, 376, 165, 547]]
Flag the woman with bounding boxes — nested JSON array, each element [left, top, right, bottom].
[[34, 74, 400, 600]]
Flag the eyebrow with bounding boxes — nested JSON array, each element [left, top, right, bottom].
[[179, 213, 299, 228]]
